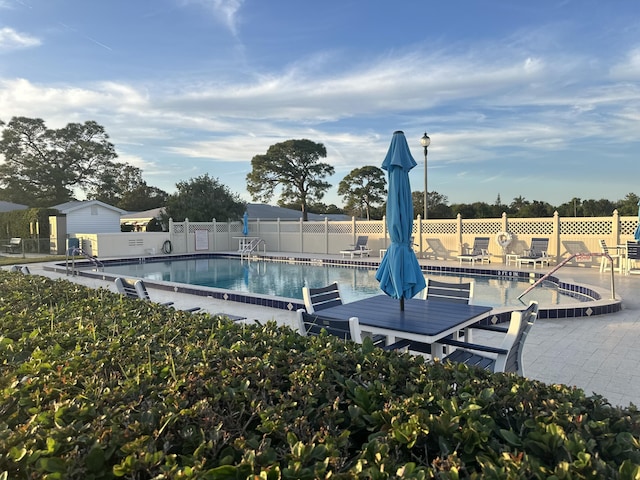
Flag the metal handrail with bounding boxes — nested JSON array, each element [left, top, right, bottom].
[[517, 252, 615, 301], [240, 237, 266, 259], [65, 247, 104, 275]]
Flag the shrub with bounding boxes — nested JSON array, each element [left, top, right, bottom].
[[0, 271, 639, 479]]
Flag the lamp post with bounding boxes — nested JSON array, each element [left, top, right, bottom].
[[420, 132, 431, 219]]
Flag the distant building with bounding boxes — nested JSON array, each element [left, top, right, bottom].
[[0, 200, 28, 213], [120, 207, 166, 231], [51, 200, 127, 234], [246, 203, 351, 221]]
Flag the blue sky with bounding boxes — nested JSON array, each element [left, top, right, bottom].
[[1, 0, 639, 209]]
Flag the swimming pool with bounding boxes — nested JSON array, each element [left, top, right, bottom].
[[95, 255, 587, 308]]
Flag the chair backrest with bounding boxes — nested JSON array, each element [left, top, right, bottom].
[[627, 241, 640, 260], [134, 280, 153, 301], [598, 239, 611, 253], [296, 309, 362, 343], [20, 266, 31, 275], [423, 278, 474, 304], [115, 277, 141, 300], [355, 236, 369, 248], [302, 282, 343, 313], [495, 301, 538, 374], [472, 237, 490, 254], [426, 238, 449, 256], [528, 238, 549, 257]]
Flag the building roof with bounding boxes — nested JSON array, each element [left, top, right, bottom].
[[120, 207, 165, 221], [51, 200, 127, 215], [246, 203, 351, 221], [0, 200, 28, 213]]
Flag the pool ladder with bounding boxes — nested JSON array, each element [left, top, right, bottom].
[[65, 247, 105, 276], [240, 237, 266, 260]]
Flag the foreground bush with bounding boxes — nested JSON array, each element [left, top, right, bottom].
[[0, 271, 639, 479]]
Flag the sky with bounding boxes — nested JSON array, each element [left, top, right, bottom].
[[1, 0, 639, 209]]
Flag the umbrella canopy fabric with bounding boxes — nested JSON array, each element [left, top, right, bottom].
[[635, 201, 640, 241], [375, 131, 426, 306], [242, 211, 249, 236]]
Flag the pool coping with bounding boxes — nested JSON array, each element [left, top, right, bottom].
[[44, 252, 622, 322]]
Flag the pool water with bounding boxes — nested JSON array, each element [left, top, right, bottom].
[[100, 257, 584, 308]]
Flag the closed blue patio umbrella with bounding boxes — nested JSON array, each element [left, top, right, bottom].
[[375, 131, 426, 310], [242, 211, 249, 236], [635, 200, 640, 241]]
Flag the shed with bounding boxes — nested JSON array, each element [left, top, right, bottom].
[[51, 200, 127, 234]]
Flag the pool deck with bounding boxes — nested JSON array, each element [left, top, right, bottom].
[[14, 253, 640, 408]]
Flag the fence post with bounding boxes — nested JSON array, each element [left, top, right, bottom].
[[456, 213, 463, 254], [417, 214, 424, 257], [613, 209, 620, 246], [184, 218, 190, 253], [325, 217, 329, 254], [277, 218, 281, 252], [553, 211, 560, 264], [299, 218, 304, 253]]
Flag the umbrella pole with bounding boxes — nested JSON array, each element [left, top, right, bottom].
[[400, 297, 404, 311]]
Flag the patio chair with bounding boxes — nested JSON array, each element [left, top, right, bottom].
[[302, 282, 387, 346], [423, 238, 452, 260], [457, 237, 491, 265], [516, 238, 550, 268], [422, 278, 474, 304], [340, 235, 371, 258], [626, 241, 640, 275], [296, 309, 404, 351], [599, 239, 622, 273], [439, 301, 538, 375], [114, 277, 201, 312]]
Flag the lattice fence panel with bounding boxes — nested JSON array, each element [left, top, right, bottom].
[[356, 222, 384, 235], [422, 221, 457, 235], [462, 220, 502, 235], [188, 223, 216, 233], [215, 223, 229, 233], [302, 222, 327, 234], [327, 223, 352, 234], [172, 224, 185, 234], [560, 219, 611, 236], [507, 220, 554, 236], [620, 218, 639, 236]]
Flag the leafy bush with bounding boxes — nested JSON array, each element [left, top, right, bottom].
[[1, 271, 639, 479]]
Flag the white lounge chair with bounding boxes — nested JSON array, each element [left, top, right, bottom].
[[516, 238, 550, 268], [340, 235, 371, 258]]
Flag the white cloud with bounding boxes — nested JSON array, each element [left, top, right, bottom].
[[178, 0, 244, 36], [0, 27, 40, 51]]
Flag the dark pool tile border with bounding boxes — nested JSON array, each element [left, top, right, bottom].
[[45, 253, 620, 318]]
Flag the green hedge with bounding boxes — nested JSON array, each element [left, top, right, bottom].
[[0, 271, 639, 479]]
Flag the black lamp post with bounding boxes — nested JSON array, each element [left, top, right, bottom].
[[420, 132, 431, 219]]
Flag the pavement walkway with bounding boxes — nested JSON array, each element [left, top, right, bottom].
[[7, 255, 640, 408]]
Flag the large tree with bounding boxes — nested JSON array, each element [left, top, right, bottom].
[[163, 173, 245, 222], [0, 117, 119, 206], [246, 139, 334, 221], [337, 166, 386, 220]]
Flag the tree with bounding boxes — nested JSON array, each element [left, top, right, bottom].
[[413, 190, 451, 219], [163, 174, 245, 222], [246, 139, 334, 221], [0, 117, 118, 206], [337, 166, 386, 220], [87, 162, 169, 211], [616, 193, 640, 216]]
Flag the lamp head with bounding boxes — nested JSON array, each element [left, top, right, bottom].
[[420, 132, 431, 148]]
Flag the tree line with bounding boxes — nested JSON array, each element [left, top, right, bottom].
[[1, 117, 637, 224]]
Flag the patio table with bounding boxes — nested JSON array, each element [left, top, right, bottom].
[[319, 295, 493, 358]]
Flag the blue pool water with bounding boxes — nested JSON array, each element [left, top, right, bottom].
[[99, 256, 588, 308]]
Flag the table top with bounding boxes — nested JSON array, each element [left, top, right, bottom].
[[319, 295, 492, 338]]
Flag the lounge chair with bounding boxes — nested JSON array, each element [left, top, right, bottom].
[[114, 277, 201, 312], [9, 265, 30, 274], [516, 238, 550, 268], [302, 282, 387, 346], [457, 237, 491, 265], [439, 301, 538, 375], [340, 235, 371, 258], [423, 238, 452, 260]]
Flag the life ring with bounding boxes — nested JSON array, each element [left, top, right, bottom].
[[161, 240, 172, 254], [495, 232, 513, 249]]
